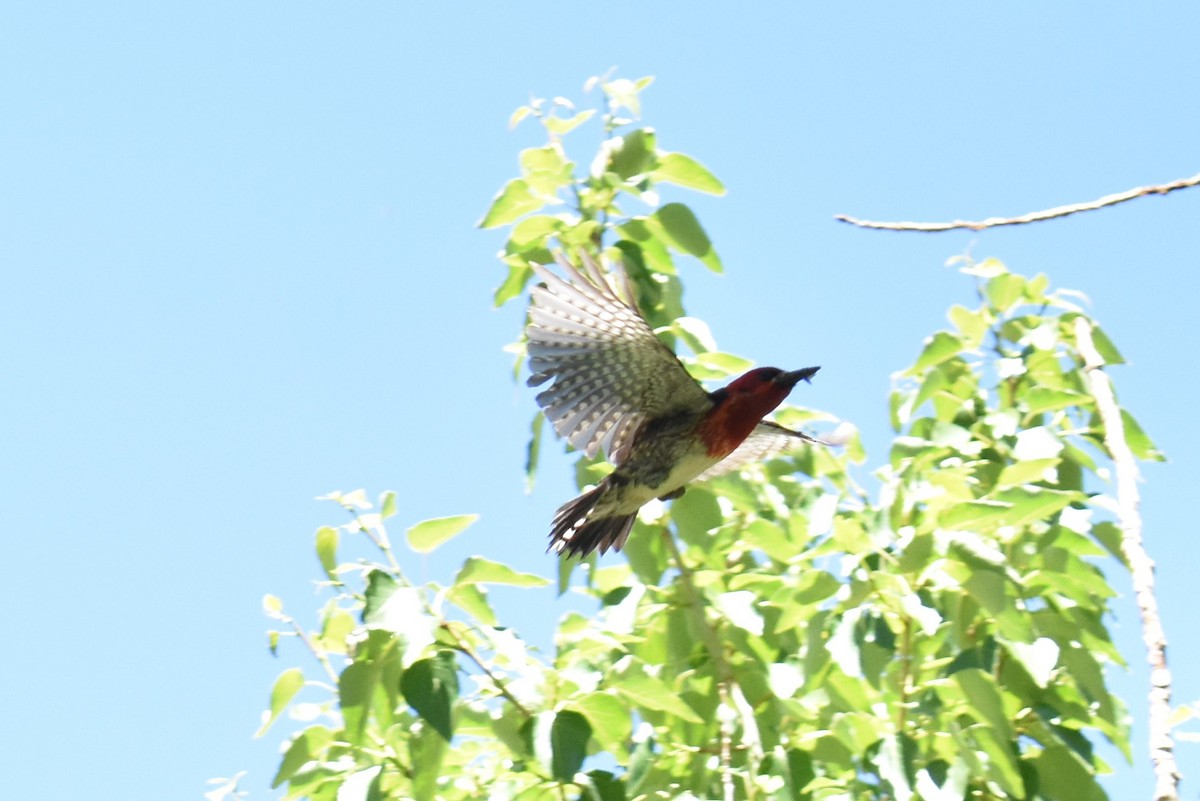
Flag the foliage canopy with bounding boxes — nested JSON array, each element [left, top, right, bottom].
[[224, 76, 1160, 801]]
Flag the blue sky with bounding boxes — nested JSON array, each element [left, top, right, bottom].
[[4, 4, 1198, 799]]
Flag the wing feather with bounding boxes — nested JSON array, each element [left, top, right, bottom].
[[526, 252, 709, 463]]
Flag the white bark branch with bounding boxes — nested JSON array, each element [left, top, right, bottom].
[[835, 172, 1200, 232], [1074, 317, 1180, 801]]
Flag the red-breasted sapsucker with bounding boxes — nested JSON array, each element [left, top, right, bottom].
[[526, 252, 823, 558]]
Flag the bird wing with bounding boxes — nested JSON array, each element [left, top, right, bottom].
[[695, 420, 824, 481], [526, 252, 711, 464]]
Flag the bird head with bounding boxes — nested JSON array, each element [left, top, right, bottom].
[[725, 366, 820, 396]]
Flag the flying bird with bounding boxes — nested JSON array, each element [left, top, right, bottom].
[[526, 252, 822, 557]]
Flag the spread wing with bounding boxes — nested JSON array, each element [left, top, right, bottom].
[[526, 252, 710, 464], [695, 421, 824, 481]]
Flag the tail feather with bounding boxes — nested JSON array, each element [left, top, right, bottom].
[[548, 484, 636, 558]]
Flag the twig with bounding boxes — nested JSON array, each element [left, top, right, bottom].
[[1073, 317, 1180, 801], [282, 613, 341, 685], [444, 623, 535, 720], [835, 172, 1200, 232]]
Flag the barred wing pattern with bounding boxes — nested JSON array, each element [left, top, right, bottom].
[[695, 421, 823, 481], [526, 253, 710, 464]]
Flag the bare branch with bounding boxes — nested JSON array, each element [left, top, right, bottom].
[[1074, 317, 1180, 801], [836, 172, 1200, 232]]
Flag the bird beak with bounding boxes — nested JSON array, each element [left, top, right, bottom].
[[777, 367, 820, 388]]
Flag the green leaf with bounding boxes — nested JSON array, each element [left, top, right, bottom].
[[1088, 324, 1125, 365], [446, 582, 497, 626], [695, 351, 755, 376], [671, 316, 717, 354], [494, 259, 533, 307], [363, 571, 400, 623], [948, 304, 988, 347], [550, 710, 592, 781], [453, 556, 551, 587], [985, 273, 1026, 312], [406, 514, 478, 553], [379, 490, 398, 519], [1023, 387, 1091, 414], [909, 331, 964, 374], [995, 458, 1060, 488], [671, 486, 722, 544], [583, 770, 627, 801], [951, 668, 1012, 737], [339, 661, 376, 744], [1118, 409, 1165, 461], [362, 575, 436, 664], [651, 152, 725, 195], [256, 668, 304, 737], [315, 526, 338, 580], [572, 692, 632, 756], [615, 673, 703, 723], [271, 725, 333, 788], [543, 108, 595, 135], [479, 178, 545, 228], [509, 104, 534, 129], [609, 129, 656, 179], [1033, 746, 1107, 801], [626, 734, 655, 796], [520, 145, 567, 175], [653, 203, 721, 272], [510, 214, 563, 247], [525, 411, 544, 492], [409, 723, 448, 801], [968, 724, 1024, 797], [401, 653, 459, 742], [941, 488, 1078, 531]]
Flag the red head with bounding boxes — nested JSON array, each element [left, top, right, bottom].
[[701, 366, 820, 456]]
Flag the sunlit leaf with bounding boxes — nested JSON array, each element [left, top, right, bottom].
[[479, 178, 544, 228], [615, 673, 702, 722], [409, 723, 448, 801], [544, 109, 595, 135], [985, 273, 1026, 312], [256, 668, 304, 737], [714, 590, 764, 635], [453, 556, 550, 587], [406, 514, 478, 553], [910, 331, 963, 373], [271, 726, 332, 788], [610, 129, 656, 179], [314, 526, 338, 580], [379, 490, 398, 519], [572, 692, 631, 755], [446, 582, 497, 626], [652, 152, 725, 195]]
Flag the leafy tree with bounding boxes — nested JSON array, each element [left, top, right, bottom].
[[223, 76, 1169, 801]]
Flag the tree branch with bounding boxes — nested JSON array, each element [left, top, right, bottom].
[[835, 172, 1200, 232], [1073, 317, 1180, 801]]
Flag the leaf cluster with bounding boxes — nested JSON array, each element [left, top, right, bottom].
[[245, 78, 1156, 801]]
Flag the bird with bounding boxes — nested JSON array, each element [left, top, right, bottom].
[[525, 251, 823, 558]]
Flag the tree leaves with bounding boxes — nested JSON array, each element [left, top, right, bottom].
[[254, 79, 1150, 801], [401, 653, 459, 741], [406, 514, 478, 553]]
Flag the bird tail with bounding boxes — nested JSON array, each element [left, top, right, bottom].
[[547, 483, 636, 558]]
